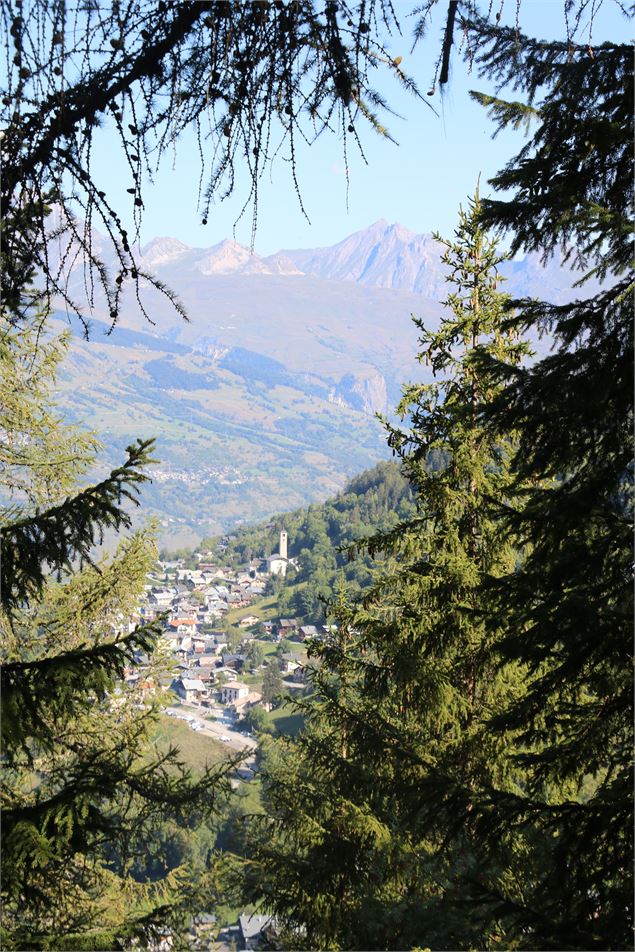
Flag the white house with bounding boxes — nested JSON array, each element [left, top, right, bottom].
[[148, 589, 174, 608], [279, 654, 300, 674], [266, 555, 288, 576], [172, 677, 208, 703], [168, 618, 197, 636], [221, 681, 250, 705], [162, 633, 191, 654]]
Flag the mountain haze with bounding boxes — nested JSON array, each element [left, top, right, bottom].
[[139, 236, 305, 277], [283, 220, 446, 297], [53, 220, 587, 545], [281, 218, 596, 304]]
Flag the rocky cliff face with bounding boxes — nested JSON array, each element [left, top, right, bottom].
[[279, 219, 594, 305], [332, 370, 388, 415], [139, 237, 191, 268], [281, 220, 447, 298], [138, 238, 306, 278]]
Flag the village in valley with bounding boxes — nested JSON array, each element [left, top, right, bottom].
[[120, 530, 328, 950], [127, 530, 328, 737]]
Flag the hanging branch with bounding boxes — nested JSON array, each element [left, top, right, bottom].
[[0, 0, 423, 327]]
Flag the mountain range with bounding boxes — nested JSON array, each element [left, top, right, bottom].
[[53, 219, 587, 547]]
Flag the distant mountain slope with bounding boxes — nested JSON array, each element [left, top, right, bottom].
[[216, 458, 414, 563], [282, 220, 446, 298], [280, 219, 596, 303], [51, 218, 590, 546], [202, 458, 415, 625], [110, 235, 305, 279], [61, 218, 592, 309], [54, 311, 396, 549]]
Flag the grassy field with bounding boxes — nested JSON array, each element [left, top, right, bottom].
[[267, 708, 305, 737], [241, 670, 264, 688], [151, 715, 228, 773], [258, 640, 278, 658], [232, 774, 264, 815], [224, 593, 279, 626], [223, 583, 308, 627]]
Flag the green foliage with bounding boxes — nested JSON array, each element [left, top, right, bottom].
[[202, 459, 415, 628], [246, 641, 265, 670], [261, 661, 285, 708], [237, 706, 273, 737], [0, 315, 233, 949], [241, 194, 533, 950], [0, 317, 97, 502], [241, 21, 634, 951], [239, 20, 633, 951], [224, 625, 244, 653], [469, 21, 632, 280], [1, 436, 156, 615], [3, 6, 631, 949], [449, 19, 634, 949]]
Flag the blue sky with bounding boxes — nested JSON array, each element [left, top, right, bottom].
[[89, 0, 628, 256]]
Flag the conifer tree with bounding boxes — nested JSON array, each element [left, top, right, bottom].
[[0, 313, 232, 950], [261, 660, 285, 709], [422, 17, 634, 949], [243, 15, 633, 949], [242, 193, 532, 950]]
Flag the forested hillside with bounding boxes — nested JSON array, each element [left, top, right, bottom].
[[201, 459, 416, 624]]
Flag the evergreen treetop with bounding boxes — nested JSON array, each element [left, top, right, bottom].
[[425, 14, 634, 948], [241, 193, 533, 950], [466, 17, 633, 279]]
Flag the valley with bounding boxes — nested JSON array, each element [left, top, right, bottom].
[[53, 219, 584, 546]]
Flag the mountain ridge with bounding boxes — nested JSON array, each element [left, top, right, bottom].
[[51, 217, 590, 546], [128, 218, 593, 304]]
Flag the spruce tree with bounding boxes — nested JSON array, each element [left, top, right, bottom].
[[245, 15, 633, 949], [242, 193, 531, 950], [423, 17, 634, 949], [0, 313, 232, 950]]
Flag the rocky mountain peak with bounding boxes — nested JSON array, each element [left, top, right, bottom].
[[367, 219, 416, 242], [139, 236, 191, 267], [194, 238, 256, 275], [280, 220, 445, 297], [261, 252, 304, 276]]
